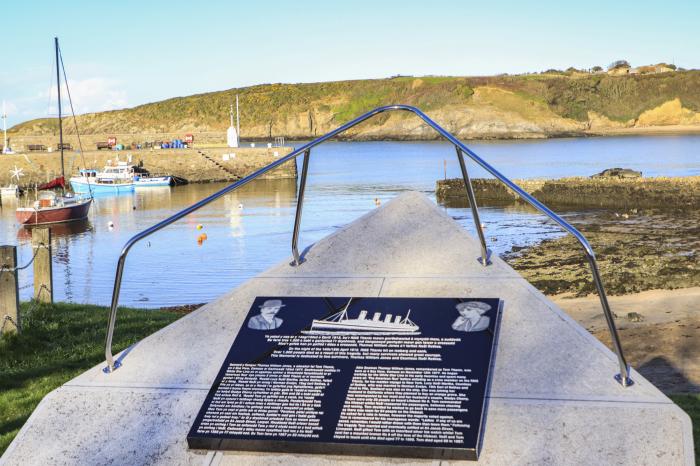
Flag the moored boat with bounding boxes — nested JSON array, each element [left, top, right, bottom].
[[70, 163, 135, 194], [1, 185, 19, 197], [134, 174, 172, 187], [16, 191, 92, 225], [16, 37, 93, 227]]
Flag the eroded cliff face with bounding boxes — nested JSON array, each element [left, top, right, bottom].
[[205, 93, 700, 140], [238, 87, 589, 140], [635, 98, 700, 127]]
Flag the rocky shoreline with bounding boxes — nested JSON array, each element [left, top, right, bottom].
[[502, 208, 699, 296]]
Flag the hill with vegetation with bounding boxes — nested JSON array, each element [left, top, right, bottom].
[[9, 70, 700, 140]]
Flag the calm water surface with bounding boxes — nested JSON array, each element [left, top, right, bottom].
[[1, 135, 698, 307]]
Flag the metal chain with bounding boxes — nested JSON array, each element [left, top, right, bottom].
[[1, 298, 47, 335], [0, 315, 19, 334], [0, 242, 47, 275]]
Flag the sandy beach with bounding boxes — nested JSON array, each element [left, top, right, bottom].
[[554, 288, 700, 393]]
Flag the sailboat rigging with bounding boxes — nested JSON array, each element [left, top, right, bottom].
[[16, 37, 93, 226]]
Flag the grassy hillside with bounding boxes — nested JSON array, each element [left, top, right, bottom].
[[10, 71, 700, 139]]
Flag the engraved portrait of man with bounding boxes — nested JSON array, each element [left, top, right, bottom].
[[247, 299, 285, 330], [452, 301, 491, 333]]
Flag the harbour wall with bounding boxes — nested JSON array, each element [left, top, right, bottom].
[[436, 176, 700, 209], [0, 147, 296, 187], [4, 132, 237, 150]]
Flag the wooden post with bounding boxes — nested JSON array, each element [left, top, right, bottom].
[[32, 228, 53, 303], [0, 245, 20, 333]]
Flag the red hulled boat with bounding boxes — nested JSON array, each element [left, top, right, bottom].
[[16, 191, 92, 225]]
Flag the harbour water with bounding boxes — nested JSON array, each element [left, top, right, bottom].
[[1, 135, 698, 307]]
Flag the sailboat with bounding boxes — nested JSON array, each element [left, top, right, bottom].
[[16, 37, 92, 226]]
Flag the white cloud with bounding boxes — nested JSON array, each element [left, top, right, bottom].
[[43, 78, 128, 115]]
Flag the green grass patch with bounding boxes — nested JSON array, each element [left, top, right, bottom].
[[0, 301, 183, 455], [671, 393, 699, 463]]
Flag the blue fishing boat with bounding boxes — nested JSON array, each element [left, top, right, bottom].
[[70, 162, 135, 194]]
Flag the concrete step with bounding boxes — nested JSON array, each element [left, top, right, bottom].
[[0, 192, 693, 465]]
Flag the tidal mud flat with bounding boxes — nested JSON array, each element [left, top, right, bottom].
[[504, 208, 700, 296]]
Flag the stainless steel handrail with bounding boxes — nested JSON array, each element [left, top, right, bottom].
[[103, 105, 633, 387]]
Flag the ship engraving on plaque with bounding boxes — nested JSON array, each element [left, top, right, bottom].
[[306, 299, 420, 335]]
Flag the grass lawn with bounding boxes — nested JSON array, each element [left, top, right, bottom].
[[0, 301, 183, 456], [670, 394, 699, 463]]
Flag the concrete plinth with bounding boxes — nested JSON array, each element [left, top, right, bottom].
[[1, 192, 693, 465]]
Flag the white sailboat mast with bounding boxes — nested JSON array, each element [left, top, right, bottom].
[[226, 99, 239, 148], [2, 101, 7, 154], [236, 94, 240, 144]]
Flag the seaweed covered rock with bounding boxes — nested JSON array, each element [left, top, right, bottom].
[[591, 168, 642, 179]]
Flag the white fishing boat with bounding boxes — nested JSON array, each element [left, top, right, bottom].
[[134, 174, 172, 187], [309, 301, 419, 334]]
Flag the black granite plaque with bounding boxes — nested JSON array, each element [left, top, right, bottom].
[[187, 296, 503, 460]]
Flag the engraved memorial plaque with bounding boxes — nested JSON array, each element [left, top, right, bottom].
[[187, 296, 502, 460]]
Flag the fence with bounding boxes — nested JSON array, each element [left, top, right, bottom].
[[0, 228, 53, 334]]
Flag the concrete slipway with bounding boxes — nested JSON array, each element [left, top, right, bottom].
[[1, 192, 694, 466]]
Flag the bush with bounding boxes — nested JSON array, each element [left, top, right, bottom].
[[608, 60, 631, 71]]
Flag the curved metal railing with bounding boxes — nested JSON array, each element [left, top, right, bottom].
[[103, 105, 633, 387]]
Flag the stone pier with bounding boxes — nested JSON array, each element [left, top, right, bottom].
[[0, 146, 296, 186]]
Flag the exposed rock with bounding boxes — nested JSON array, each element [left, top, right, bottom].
[[635, 98, 700, 127], [587, 111, 632, 130], [591, 168, 642, 179]]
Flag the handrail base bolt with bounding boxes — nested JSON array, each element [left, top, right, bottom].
[[477, 249, 493, 266], [103, 360, 121, 374], [614, 370, 634, 387]]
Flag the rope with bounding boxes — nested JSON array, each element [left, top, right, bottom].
[[58, 45, 93, 199]]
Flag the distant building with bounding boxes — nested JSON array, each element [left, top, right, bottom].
[[630, 64, 676, 75], [607, 65, 631, 76]]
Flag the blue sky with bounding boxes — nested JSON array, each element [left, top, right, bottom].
[[2, 0, 698, 125]]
